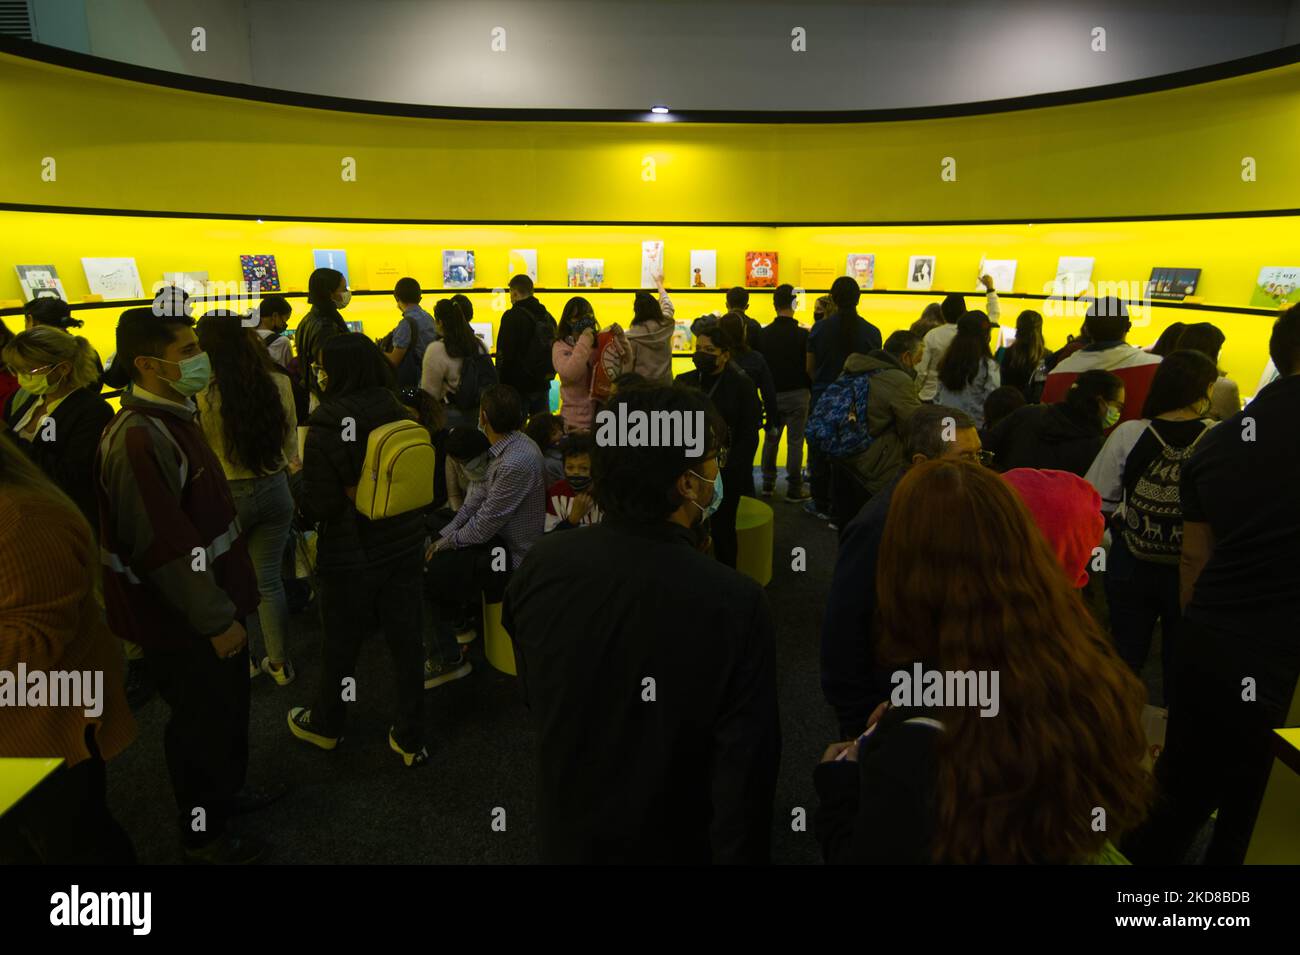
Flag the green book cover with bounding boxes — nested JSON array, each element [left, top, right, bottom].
[[1250, 267, 1300, 308]]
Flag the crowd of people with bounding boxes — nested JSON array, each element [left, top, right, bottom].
[[1, 267, 1297, 866]]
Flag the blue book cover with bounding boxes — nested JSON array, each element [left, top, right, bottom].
[[312, 249, 349, 283]]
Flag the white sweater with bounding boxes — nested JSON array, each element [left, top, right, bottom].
[[420, 340, 464, 402]]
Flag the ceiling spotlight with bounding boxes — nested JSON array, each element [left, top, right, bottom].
[[650, 105, 669, 114]]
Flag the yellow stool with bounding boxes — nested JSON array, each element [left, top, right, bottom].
[[482, 595, 517, 676], [735, 495, 774, 587], [0, 758, 63, 819]]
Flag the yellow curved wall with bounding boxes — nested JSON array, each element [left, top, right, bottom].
[[1, 52, 1298, 222]]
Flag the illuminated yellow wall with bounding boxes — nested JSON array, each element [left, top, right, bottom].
[[1, 52, 1299, 223], [0, 211, 1288, 393]]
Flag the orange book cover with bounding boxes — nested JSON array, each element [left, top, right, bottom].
[[745, 251, 778, 288]]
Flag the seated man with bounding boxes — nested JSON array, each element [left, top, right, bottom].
[[424, 385, 546, 687]]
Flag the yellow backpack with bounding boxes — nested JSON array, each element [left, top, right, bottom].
[[354, 419, 435, 519]]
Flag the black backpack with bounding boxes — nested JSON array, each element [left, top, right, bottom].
[[380, 316, 423, 390], [1119, 422, 1214, 564], [525, 307, 557, 385], [453, 345, 499, 414]]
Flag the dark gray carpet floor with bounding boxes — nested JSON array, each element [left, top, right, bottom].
[[106, 474, 843, 864]]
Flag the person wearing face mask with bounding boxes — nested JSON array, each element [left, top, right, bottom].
[[295, 268, 351, 412], [544, 433, 602, 531], [1084, 350, 1220, 708], [503, 384, 779, 863], [984, 369, 1125, 476], [253, 294, 295, 370], [95, 308, 271, 864], [1, 326, 113, 527], [674, 320, 762, 568], [443, 425, 492, 513]]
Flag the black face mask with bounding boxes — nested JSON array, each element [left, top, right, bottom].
[[692, 353, 719, 375], [567, 474, 592, 492]]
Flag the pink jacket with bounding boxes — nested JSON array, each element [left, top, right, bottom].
[[553, 334, 595, 431]]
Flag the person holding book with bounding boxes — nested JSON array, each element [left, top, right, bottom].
[[935, 311, 1002, 429], [624, 274, 677, 385], [916, 277, 1001, 401]]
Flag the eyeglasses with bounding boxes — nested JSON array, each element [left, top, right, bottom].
[[957, 449, 995, 467]]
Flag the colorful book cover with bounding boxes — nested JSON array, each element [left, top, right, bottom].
[[907, 256, 935, 291], [745, 251, 778, 288], [240, 254, 280, 292], [366, 257, 406, 292], [312, 249, 349, 283], [799, 259, 836, 290], [689, 250, 716, 288], [509, 249, 538, 283], [14, 264, 66, 302], [977, 258, 1017, 294], [162, 271, 209, 296], [566, 258, 604, 288], [1146, 267, 1200, 300], [1250, 267, 1300, 308], [845, 254, 875, 290], [1053, 257, 1095, 297], [671, 320, 694, 352], [641, 240, 665, 288], [443, 250, 476, 288], [81, 258, 144, 300]]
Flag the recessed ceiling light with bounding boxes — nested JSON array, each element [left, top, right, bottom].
[[650, 105, 669, 114]]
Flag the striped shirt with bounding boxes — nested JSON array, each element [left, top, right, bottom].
[[439, 430, 546, 568]]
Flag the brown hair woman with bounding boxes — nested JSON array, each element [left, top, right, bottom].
[[814, 458, 1152, 864]]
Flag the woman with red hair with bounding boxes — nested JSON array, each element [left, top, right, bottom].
[[815, 459, 1152, 864]]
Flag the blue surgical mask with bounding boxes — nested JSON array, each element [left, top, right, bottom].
[[157, 352, 212, 396], [688, 470, 724, 522]]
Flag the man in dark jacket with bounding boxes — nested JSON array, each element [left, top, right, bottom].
[[984, 368, 1122, 476], [96, 308, 268, 864], [821, 406, 982, 738], [675, 321, 762, 568], [503, 384, 780, 863], [754, 284, 812, 500], [496, 274, 557, 414], [295, 269, 352, 408], [288, 334, 428, 767]]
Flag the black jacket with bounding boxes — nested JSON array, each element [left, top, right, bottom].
[[497, 296, 557, 396], [300, 386, 426, 572], [986, 403, 1104, 476], [755, 315, 811, 392], [674, 363, 762, 461], [732, 350, 777, 431], [4, 387, 113, 528], [295, 305, 350, 400], [502, 518, 781, 863]]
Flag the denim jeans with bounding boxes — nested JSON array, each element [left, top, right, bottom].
[[1104, 535, 1181, 708], [228, 470, 294, 665], [761, 389, 811, 488]]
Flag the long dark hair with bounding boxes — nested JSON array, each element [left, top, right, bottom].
[[307, 268, 345, 310], [558, 296, 596, 343], [718, 312, 751, 354], [319, 333, 396, 400], [876, 460, 1153, 863], [1148, 322, 1185, 357], [938, 312, 994, 391], [196, 313, 289, 473], [1177, 322, 1227, 372], [1001, 310, 1045, 382], [632, 291, 663, 327], [1141, 349, 1217, 418], [434, 298, 483, 360]]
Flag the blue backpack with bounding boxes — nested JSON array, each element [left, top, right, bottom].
[[808, 370, 878, 458]]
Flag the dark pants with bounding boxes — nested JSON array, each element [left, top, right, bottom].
[[0, 726, 136, 864], [712, 459, 752, 568], [1105, 537, 1182, 708], [145, 638, 251, 849], [315, 558, 425, 750], [830, 459, 872, 530], [425, 537, 511, 662], [808, 388, 829, 510], [1123, 616, 1297, 865]]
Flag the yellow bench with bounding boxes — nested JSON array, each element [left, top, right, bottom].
[[735, 495, 774, 587], [0, 758, 63, 819], [1245, 678, 1300, 864], [482, 595, 517, 676]]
